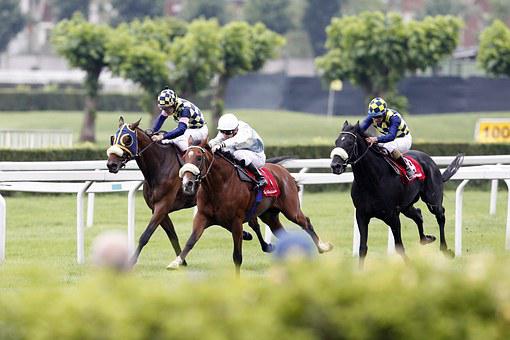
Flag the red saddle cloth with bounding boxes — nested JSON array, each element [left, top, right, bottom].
[[392, 155, 426, 184], [247, 167, 280, 197]]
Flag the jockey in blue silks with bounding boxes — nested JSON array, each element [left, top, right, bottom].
[[149, 88, 208, 152], [359, 97, 415, 178]]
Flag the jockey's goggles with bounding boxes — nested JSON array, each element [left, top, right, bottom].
[[220, 129, 235, 136]]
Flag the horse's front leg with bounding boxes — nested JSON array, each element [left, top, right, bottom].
[[384, 213, 408, 262], [356, 210, 370, 268], [167, 212, 210, 270], [131, 201, 168, 266], [160, 214, 187, 266]]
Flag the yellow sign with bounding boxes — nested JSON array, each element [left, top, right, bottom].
[[476, 119, 510, 143], [330, 80, 343, 91]]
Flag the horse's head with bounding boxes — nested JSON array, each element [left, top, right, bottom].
[[106, 116, 142, 173], [330, 121, 364, 175], [179, 138, 211, 195]]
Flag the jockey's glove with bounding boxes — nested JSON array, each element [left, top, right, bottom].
[[211, 142, 225, 153], [145, 128, 155, 136]]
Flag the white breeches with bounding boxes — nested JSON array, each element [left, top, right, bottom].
[[164, 125, 209, 152], [232, 149, 266, 168], [379, 134, 412, 154]]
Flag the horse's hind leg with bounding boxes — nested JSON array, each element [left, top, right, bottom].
[[402, 206, 436, 245], [382, 214, 408, 262], [280, 209, 333, 253], [160, 215, 187, 266], [247, 218, 274, 253], [259, 209, 286, 237], [426, 202, 454, 257]]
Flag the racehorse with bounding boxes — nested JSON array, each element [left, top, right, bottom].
[[167, 143, 333, 274], [330, 121, 463, 265], [106, 117, 255, 267]]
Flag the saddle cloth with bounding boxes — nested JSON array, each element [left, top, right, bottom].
[[238, 167, 280, 197], [385, 155, 426, 184]]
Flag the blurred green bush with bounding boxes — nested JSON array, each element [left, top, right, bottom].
[[1, 143, 505, 161], [1, 256, 510, 339]]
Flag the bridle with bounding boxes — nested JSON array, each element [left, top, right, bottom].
[[179, 145, 215, 184], [332, 131, 372, 166], [107, 124, 155, 169]]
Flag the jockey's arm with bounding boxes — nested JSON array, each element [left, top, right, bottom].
[[151, 111, 168, 132], [222, 125, 251, 147], [208, 131, 226, 146], [162, 108, 191, 139], [377, 115, 401, 143], [359, 116, 372, 131]]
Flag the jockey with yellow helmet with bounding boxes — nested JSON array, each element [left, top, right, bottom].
[[360, 97, 415, 178], [149, 88, 208, 151], [208, 113, 267, 188]]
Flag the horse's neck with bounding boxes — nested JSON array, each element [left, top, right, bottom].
[[351, 141, 386, 188], [201, 156, 237, 194], [136, 139, 178, 184]]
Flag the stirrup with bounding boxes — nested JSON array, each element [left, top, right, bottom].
[[255, 178, 267, 189]]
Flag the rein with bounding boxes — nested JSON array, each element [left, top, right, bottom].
[[340, 131, 372, 165], [186, 145, 215, 181]]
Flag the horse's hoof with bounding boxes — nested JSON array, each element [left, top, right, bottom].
[[420, 235, 436, 245], [263, 243, 275, 253], [318, 241, 333, 253], [242, 231, 253, 241], [166, 256, 183, 270], [442, 248, 455, 258]]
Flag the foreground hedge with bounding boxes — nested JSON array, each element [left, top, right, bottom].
[[1, 256, 510, 339], [1, 143, 509, 161]]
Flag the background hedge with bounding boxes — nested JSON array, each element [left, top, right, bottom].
[[0, 143, 508, 161]]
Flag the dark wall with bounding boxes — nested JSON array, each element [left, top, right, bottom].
[[225, 74, 510, 115]]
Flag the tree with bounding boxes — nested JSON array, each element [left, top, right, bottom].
[[243, 0, 293, 34], [478, 20, 510, 77], [52, 13, 110, 142], [181, 0, 228, 24], [106, 18, 184, 114], [110, 0, 164, 24], [302, 0, 341, 56], [488, 0, 510, 22], [211, 22, 285, 124], [0, 0, 25, 53], [51, 0, 90, 21], [420, 0, 466, 17], [316, 12, 462, 100]]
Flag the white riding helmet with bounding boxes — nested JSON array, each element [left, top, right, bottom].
[[217, 113, 239, 131]]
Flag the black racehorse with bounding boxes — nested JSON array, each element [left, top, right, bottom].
[[330, 121, 464, 264]]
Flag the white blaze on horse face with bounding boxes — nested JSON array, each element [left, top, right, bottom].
[[330, 147, 349, 161]]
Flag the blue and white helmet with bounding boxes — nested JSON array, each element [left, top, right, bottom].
[[158, 89, 177, 109], [368, 97, 387, 118]]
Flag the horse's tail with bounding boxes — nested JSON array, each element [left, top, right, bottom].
[[266, 156, 294, 164], [442, 153, 464, 182]]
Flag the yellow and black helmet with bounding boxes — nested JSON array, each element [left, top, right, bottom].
[[368, 97, 387, 118], [158, 88, 177, 108]]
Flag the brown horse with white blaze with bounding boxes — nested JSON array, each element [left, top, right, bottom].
[[167, 143, 333, 273]]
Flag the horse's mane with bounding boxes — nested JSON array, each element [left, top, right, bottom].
[[342, 122, 387, 156]]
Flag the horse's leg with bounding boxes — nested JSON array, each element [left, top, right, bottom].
[[402, 205, 436, 245], [259, 209, 286, 236], [131, 202, 168, 266], [356, 210, 370, 268], [160, 214, 187, 266], [247, 217, 274, 253], [166, 212, 210, 270], [426, 203, 454, 257], [231, 219, 244, 276], [383, 214, 408, 262], [280, 209, 333, 253]]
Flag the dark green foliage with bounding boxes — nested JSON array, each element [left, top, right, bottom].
[[478, 20, 510, 78], [0, 90, 142, 111], [2, 143, 508, 161], [181, 0, 228, 24], [110, 0, 165, 24], [243, 0, 293, 34], [302, 0, 341, 56], [50, 0, 90, 20], [0, 0, 25, 53]]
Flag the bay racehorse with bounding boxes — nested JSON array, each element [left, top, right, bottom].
[[167, 143, 333, 273], [330, 121, 463, 265], [106, 117, 255, 267]]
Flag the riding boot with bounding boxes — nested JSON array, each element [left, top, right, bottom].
[[246, 163, 267, 189], [397, 156, 415, 178]]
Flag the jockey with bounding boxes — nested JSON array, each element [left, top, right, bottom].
[[208, 113, 267, 189], [149, 88, 208, 152], [359, 97, 415, 178]]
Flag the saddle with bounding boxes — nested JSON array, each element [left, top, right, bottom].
[[373, 147, 426, 184], [219, 151, 280, 197]]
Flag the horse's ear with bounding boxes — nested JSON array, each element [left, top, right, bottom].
[[131, 118, 142, 129], [187, 135, 193, 147], [342, 120, 349, 129], [118, 116, 125, 127]]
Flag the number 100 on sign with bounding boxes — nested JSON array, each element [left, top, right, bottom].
[[476, 120, 510, 143]]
